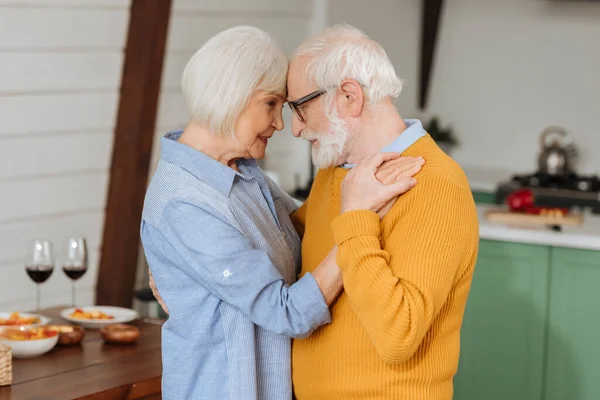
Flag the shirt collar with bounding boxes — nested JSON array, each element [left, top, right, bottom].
[[160, 129, 257, 197], [340, 119, 426, 169]]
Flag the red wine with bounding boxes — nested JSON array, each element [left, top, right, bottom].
[[62, 266, 86, 281], [25, 266, 54, 283]]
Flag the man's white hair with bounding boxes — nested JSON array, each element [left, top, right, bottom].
[[293, 24, 403, 107], [181, 26, 288, 137]]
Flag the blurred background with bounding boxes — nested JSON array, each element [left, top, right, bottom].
[[0, 0, 599, 397]]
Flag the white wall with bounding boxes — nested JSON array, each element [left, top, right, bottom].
[[328, 0, 600, 176], [328, 0, 421, 120], [0, 0, 130, 310], [429, 0, 600, 174]]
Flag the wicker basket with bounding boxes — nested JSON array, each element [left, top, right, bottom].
[[0, 344, 11, 386]]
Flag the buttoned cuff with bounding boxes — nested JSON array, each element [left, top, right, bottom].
[[331, 210, 381, 245], [290, 272, 332, 327]]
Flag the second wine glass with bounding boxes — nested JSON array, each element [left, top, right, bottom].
[[62, 238, 88, 307]]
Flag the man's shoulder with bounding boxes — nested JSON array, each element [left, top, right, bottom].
[[385, 166, 479, 245], [404, 134, 470, 188], [390, 163, 476, 220], [418, 164, 471, 195]]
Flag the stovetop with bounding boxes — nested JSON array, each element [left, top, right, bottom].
[[510, 172, 600, 193], [496, 171, 600, 214]]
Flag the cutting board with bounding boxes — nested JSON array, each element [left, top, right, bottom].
[[484, 208, 584, 227]]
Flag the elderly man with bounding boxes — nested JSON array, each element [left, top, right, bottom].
[[286, 24, 479, 400]]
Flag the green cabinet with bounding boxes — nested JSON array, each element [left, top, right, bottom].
[[455, 240, 600, 400], [454, 240, 550, 400], [472, 190, 497, 204], [545, 247, 600, 400]]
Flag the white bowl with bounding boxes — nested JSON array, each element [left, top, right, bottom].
[[0, 327, 59, 359], [60, 306, 139, 329], [0, 312, 50, 328]]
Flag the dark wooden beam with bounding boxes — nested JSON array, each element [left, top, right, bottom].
[[419, 0, 445, 110], [96, 0, 172, 307]]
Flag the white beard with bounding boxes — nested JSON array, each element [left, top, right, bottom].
[[301, 108, 351, 169]]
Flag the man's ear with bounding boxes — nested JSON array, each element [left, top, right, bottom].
[[338, 79, 364, 117]]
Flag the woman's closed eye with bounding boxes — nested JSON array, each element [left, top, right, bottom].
[[265, 95, 284, 109]]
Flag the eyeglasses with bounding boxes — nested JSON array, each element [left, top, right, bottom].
[[288, 89, 327, 123]]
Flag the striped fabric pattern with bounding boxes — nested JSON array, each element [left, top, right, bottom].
[[140, 130, 331, 400]]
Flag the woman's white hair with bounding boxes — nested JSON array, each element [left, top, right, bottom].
[[292, 24, 403, 107], [181, 26, 288, 137]]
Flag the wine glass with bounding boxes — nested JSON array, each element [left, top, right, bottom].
[[25, 240, 55, 312], [62, 238, 88, 307]]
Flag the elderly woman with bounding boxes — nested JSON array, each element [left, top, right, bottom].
[[141, 26, 420, 400]]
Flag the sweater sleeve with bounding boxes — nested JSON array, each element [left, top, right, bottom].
[[331, 175, 475, 364]]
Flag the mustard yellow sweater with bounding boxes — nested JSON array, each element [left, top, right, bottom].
[[291, 135, 479, 400]]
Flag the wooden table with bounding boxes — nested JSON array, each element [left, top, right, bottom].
[[0, 306, 163, 400]]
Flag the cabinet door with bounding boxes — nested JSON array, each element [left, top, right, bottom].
[[472, 190, 497, 205], [545, 247, 600, 400], [454, 240, 550, 400]]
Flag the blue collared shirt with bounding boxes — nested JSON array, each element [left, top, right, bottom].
[[140, 130, 331, 400], [340, 119, 426, 169]]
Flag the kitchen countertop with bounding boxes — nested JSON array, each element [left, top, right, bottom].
[[478, 205, 600, 251]]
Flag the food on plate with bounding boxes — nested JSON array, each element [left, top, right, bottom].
[[47, 324, 85, 346], [0, 326, 58, 341], [0, 312, 41, 326], [69, 308, 114, 320], [100, 324, 140, 345]]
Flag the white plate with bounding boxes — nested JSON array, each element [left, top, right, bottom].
[[60, 306, 139, 329], [0, 312, 50, 328]]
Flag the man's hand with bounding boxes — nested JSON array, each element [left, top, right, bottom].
[[340, 153, 423, 216], [149, 270, 169, 315], [374, 155, 425, 217]]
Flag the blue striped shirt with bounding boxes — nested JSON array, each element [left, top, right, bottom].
[[140, 130, 331, 400]]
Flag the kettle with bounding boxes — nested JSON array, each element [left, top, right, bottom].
[[537, 126, 577, 175]]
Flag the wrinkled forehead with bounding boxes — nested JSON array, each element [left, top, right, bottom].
[[286, 56, 315, 100]]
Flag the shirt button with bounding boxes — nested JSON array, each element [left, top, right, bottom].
[[223, 269, 232, 278]]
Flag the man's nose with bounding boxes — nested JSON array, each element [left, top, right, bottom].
[[291, 117, 304, 138]]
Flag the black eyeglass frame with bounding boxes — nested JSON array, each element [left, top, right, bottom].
[[287, 89, 327, 122]]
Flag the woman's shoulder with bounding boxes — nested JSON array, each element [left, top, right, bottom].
[[143, 160, 234, 226]]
